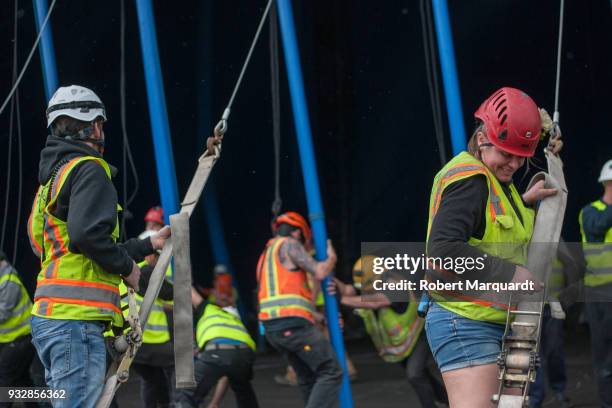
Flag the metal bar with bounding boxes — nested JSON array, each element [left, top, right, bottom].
[[134, 0, 180, 220], [431, 0, 466, 154], [32, 0, 58, 101], [276, 1, 353, 406]]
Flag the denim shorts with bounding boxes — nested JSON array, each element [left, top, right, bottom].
[[425, 302, 505, 373]]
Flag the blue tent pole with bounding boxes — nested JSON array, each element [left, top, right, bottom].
[[432, 0, 466, 155], [276, 1, 353, 406], [418, 0, 467, 317], [203, 184, 247, 320], [194, 0, 246, 320], [134, 0, 179, 220], [32, 0, 58, 100]]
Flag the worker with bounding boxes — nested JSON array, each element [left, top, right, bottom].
[[27, 85, 170, 407], [175, 285, 259, 408], [579, 158, 612, 407], [528, 239, 582, 408], [144, 206, 165, 232], [257, 211, 342, 408], [0, 250, 37, 408], [424, 87, 556, 407], [329, 256, 448, 407]]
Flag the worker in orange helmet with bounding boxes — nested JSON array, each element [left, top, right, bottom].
[[257, 211, 342, 408]]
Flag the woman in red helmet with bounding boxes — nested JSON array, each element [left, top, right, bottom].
[[424, 87, 557, 407]]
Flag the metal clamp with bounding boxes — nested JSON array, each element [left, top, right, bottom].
[[214, 108, 230, 137]]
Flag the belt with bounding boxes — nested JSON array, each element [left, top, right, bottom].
[[204, 342, 250, 351]]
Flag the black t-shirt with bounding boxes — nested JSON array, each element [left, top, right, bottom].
[[427, 175, 524, 283]]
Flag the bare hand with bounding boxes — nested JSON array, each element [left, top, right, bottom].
[[326, 240, 337, 264], [522, 180, 558, 205], [123, 261, 141, 291], [327, 279, 338, 296], [150, 226, 171, 251], [511, 265, 543, 292]]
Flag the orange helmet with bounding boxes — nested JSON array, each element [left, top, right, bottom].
[[272, 211, 312, 245], [213, 264, 233, 299], [144, 206, 164, 226]]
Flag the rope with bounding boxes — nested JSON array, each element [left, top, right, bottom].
[[419, 0, 447, 165], [0, 0, 57, 117], [269, 2, 282, 217], [1, 0, 21, 260], [214, 0, 274, 136], [553, 0, 565, 123], [119, 0, 140, 240]]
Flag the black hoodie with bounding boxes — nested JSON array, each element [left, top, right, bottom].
[[37, 136, 154, 276]]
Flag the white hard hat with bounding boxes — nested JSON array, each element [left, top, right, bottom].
[[599, 159, 612, 183], [46, 85, 106, 127], [214, 264, 229, 275]]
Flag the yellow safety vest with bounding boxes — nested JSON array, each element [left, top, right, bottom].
[[0, 265, 32, 343], [579, 200, 612, 287], [548, 257, 565, 298], [356, 302, 423, 363], [118, 281, 171, 344], [28, 156, 123, 327], [426, 152, 535, 324], [196, 303, 255, 351]]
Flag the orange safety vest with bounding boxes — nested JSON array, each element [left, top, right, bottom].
[[257, 237, 315, 323]]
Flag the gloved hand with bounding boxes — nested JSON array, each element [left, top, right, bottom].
[[550, 300, 566, 320]]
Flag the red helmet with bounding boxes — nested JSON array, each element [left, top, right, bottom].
[[272, 211, 312, 245], [474, 87, 541, 157], [144, 206, 164, 226], [213, 265, 233, 298]]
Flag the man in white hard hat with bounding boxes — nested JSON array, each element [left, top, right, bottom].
[[27, 85, 170, 407], [579, 158, 612, 407]]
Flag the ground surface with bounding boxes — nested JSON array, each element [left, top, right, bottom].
[[114, 326, 600, 408]]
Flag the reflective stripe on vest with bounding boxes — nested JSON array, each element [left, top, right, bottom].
[[30, 156, 123, 327], [426, 152, 535, 324], [579, 200, 612, 287], [356, 302, 423, 363], [257, 237, 315, 323], [196, 303, 255, 350], [0, 266, 32, 342]]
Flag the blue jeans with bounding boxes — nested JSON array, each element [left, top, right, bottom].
[[31, 316, 107, 408], [425, 302, 505, 372], [528, 305, 567, 407]]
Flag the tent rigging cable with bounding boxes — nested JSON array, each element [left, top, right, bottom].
[[214, 0, 274, 136], [553, 0, 565, 124], [269, 1, 282, 217], [419, 0, 447, 165], [0, 0, 57, 117], [119, 0, 140, 240], [1, 0, 23, 264]]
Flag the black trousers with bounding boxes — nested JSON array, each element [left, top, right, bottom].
[[0, 334, 39, 408], [176, 347, 258, 408], [265, 324, 343, 408], [132, 342, 176, 407], [585, 301, 612, 408], [402, 333, 448, 407]]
